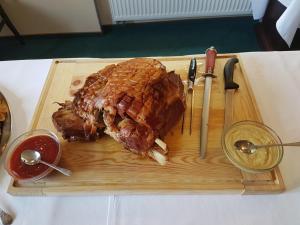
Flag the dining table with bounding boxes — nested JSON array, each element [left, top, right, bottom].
[[0, 50, 300, 225]]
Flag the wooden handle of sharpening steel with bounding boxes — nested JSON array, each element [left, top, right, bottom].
[[205, 47, 217, 74]]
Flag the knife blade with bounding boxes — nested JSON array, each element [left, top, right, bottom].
[[200, 47, 217, 159], [223, 57, 239, 130], [0, 91, 11, 156]]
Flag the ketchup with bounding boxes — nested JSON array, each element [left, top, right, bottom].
[[9, 135, 59, 180]]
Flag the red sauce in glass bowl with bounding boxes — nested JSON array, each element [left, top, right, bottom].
[[8, 135, 59, 180]]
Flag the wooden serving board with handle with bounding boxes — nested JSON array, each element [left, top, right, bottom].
[[8, 55, 285, 195]]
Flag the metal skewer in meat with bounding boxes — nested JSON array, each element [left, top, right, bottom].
[[181, 58, 197, 135], [52, 58, 185, 165]]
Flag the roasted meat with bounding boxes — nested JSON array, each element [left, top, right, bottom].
[[52, 58, 185, 164], [52, 101, 105, 141]]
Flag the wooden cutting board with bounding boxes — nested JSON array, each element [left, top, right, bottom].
[[8, 55, 285, 195]]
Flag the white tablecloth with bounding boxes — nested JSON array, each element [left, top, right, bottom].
[[251, 0, 300, 46], [1, 52, 300, 225]]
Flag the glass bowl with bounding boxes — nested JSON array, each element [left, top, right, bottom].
[[4, 129, 61, 182], [221, 121, 284, 173]]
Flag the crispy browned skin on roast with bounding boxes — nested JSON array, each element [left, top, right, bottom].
[[52, 58, 185, 158]]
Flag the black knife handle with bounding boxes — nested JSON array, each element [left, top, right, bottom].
[[224, 57, 239, 90], [188, 58, 197, 89]]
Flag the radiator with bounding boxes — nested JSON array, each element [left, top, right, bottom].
[[109, 0, 252, 22]]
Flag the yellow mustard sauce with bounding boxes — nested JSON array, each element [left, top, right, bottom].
[[223, 122, 283, 172]]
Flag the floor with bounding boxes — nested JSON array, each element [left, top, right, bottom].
[[0, 17, 260, 61]]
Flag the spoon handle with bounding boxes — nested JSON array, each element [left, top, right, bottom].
[[40, 160, 72, 176], [255, 142, 300, 149], [0, 208, 13, 225]]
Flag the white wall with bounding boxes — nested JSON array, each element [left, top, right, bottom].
[[0, 0, 101, 36], [95, 0, 113, 25]]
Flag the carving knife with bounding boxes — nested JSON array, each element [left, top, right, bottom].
[[200, 47, 217, 159], [223, 57, 239, 131], [188, 58, 197, 135], [181, 58, 197, 134]]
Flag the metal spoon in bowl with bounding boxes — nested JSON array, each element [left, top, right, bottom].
[[0, 209, 13, 225], [234, 140, 300, 154], [21, 150, 72, 176]]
